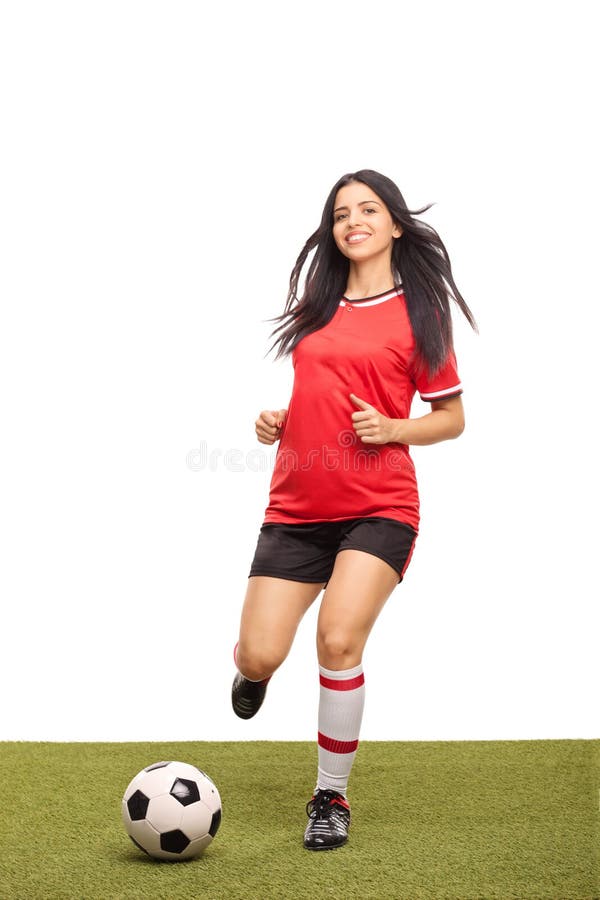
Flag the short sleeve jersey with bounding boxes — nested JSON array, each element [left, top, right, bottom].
[[262, 286, 462, 533]]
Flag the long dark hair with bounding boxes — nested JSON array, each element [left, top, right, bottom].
[[264, 169, 477, 376]]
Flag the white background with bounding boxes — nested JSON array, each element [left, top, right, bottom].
[[1, 1, 597, 741]]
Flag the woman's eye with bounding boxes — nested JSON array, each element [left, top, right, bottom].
[[334, 208, 376, 222]]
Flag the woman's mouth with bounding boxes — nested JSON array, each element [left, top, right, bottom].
[[345, 233, 371, 244]]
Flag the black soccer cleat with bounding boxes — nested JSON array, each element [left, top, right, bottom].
[[303, 789, 351, 850], [231, 671, 270, 719]]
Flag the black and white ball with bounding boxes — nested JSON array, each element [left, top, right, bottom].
[[122, 761, 222, 861]]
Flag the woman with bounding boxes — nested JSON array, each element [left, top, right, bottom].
[[231, 169, 477, 850]]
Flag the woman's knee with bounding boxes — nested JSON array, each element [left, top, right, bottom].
[[317, 628, 362, 670], [236, 641, 287, 681]]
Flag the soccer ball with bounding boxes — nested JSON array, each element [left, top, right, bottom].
[[122, 760, 222, 861]]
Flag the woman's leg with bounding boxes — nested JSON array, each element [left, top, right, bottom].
[[304, 549, 399, 849], [315, 547, 398, 785], [316, 548, 399, 671], [236, 575, 325, 681]]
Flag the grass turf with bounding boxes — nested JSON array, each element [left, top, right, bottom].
[[0, 740, 598, 899]]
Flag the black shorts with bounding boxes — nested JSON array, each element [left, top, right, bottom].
[[248, 516, 417, 586]]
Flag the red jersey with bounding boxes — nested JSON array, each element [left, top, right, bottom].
[[262, 286, 462, 533]]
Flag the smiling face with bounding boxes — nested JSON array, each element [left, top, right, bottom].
[[332, 180, 402, 262]]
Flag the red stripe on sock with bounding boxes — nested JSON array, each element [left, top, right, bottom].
[[319, 673, 364, 691], [318, 732, 359, 754]]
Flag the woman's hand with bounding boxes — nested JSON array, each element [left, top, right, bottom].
[[350, 392, 466, 445], [255, 408, 288, 445], [349, 393, 396, 444]]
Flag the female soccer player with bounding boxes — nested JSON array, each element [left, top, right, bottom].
[[231, 169, 477, 850]]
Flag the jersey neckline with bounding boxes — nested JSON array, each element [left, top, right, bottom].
[[340, 285, 403, 307]]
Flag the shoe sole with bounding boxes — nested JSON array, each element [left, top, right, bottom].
[[304, 838, 348, 851]]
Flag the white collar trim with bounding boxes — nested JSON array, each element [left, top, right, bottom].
[[339, 287, 403, 308]]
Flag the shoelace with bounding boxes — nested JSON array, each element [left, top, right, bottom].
[[306, 790, 346, 818]]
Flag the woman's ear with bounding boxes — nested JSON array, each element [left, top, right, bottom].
[[392, 223, 403, 238]]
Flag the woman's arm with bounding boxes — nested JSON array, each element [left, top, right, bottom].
[[390, 395, 465, 446]]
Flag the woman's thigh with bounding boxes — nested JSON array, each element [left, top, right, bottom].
[[237, 576, 325, 677], [316, 549, 401, 669]]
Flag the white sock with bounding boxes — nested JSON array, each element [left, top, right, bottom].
[[316, 662, 365, 798]]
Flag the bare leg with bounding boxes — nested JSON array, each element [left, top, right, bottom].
[[236, 576, 326, 681], [317, 549, 399, 670]]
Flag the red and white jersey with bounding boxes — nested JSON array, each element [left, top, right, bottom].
[[262, 286, 462, 533]]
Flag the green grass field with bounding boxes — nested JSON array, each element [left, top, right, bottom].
[[0, 740, 598, 899]]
